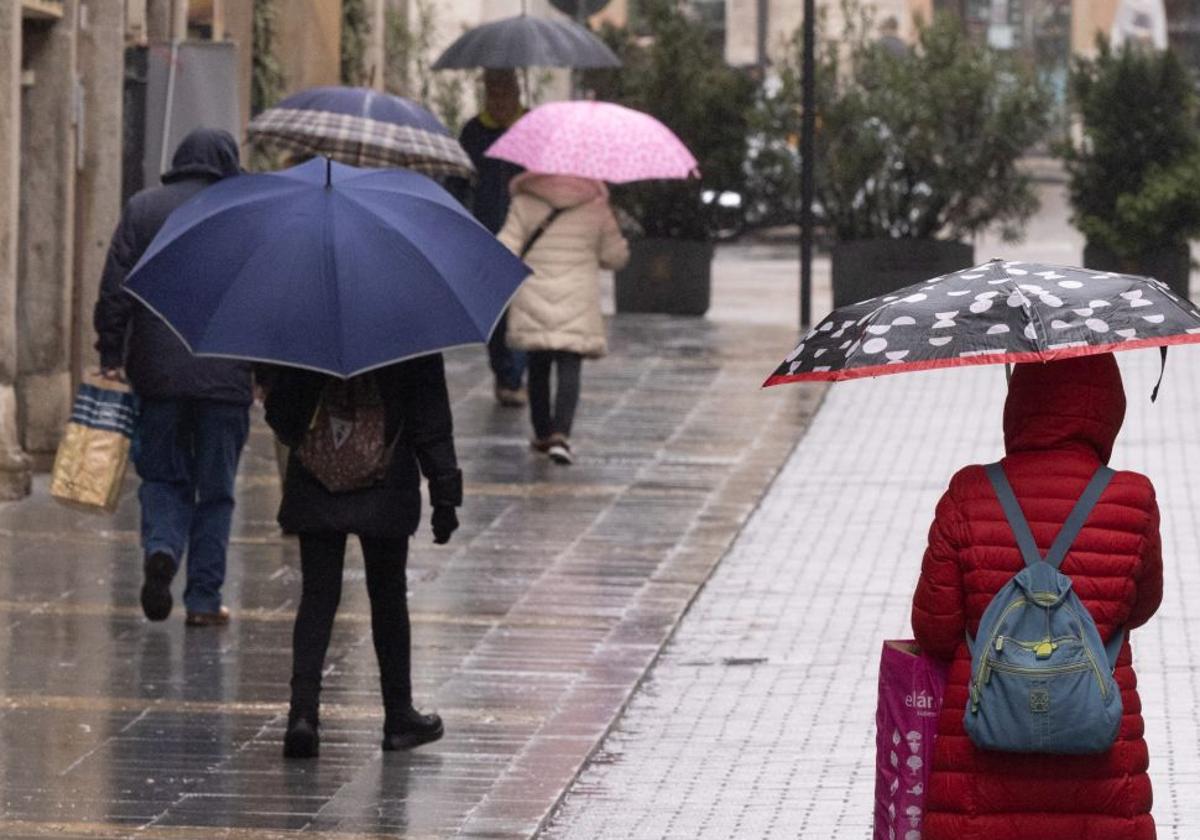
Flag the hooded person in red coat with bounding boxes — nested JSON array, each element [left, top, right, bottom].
[[912, 353, 1163, 840]]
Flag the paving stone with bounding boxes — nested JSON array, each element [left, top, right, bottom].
[[545, 192, 1200, 840], [544, 332, 1200, 840], [0, 245, 822, 838]]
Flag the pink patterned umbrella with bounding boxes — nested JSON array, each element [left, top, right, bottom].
[[484, 100, 698, 183]]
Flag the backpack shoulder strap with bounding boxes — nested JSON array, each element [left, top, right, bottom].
[[1043, 466, 1115, 569], [519, 206, 566, 259], [985, 462, 1042, 567], [1046, 465, 1121, 669]]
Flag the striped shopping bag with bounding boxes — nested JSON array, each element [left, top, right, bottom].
[[50, 376, 138, 512]]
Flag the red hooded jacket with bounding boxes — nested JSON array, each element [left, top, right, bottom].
[[911, 354, 1163, 840]]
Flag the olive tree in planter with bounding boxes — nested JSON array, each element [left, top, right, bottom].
[[1063, 41, 1200, 300], [584, 0, 756, 316], [807, 9, 1050, 307]]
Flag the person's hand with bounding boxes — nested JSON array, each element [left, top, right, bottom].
[[99, 367, 125, 383], [431, 505, 459, 545]]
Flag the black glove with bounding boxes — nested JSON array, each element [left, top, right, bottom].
[[428, 470, 463, 508], [432, 505, 459, 545]]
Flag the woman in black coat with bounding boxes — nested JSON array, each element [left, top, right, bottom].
[[262, 354, 462, 759]]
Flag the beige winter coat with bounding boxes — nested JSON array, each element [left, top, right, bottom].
[[498, 174, 630, 358]]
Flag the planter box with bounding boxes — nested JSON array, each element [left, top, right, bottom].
[[1083, 241, 1193, 301], [614, 238, 714, 316], [832, 239, 975, 308]]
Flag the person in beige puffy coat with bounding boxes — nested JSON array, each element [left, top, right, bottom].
[[497, 173, 629, 464]]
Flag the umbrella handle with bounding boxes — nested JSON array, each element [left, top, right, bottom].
[[1151, 346, 1168, 403]]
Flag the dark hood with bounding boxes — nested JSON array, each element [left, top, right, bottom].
[[1002, 353, 1126, 464], [162, 128, 241, 184]]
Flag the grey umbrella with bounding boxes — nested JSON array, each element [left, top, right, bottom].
[[431, 14, 621, 70]]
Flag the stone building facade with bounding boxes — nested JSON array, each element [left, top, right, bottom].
[[0, 0, 612, 500], [724, 0, 1128, 66], [0, 1, 319, 499], [2, 0, 127, 498]]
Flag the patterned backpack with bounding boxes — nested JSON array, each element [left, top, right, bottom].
[[964, 463, 1124, 754], [296, 375, 398, 493]]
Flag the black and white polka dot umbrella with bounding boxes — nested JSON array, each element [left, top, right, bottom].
[[765, 259, 1200, 386]]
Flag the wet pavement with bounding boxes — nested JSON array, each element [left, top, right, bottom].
[[0, 245, 824, 838], [544, 185, 1200, 839]]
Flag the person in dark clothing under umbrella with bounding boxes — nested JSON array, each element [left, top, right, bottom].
[[94, 128, 253, 628], [455, 68, 527, 407], [261, 356, 462, 758]]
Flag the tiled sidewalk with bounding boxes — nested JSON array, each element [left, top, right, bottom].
[[0, 285, 824, 838], [543, 349, 1200, 840]]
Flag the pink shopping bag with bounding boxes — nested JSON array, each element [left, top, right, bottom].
[[874, 641, 947, 840]]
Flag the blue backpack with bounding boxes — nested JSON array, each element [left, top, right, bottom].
[[964, 463, 1124, 755]]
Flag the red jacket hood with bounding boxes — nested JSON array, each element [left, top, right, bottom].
[[1002, 353, 1126, 463]]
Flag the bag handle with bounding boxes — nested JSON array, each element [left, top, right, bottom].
[[519, 207, 565, 258], [984, 461, 1124, 667]]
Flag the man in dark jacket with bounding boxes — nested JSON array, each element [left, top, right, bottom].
[[455, 69, 528, 407], [94, 128, 252, 628]]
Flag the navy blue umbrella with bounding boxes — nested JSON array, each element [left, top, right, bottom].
[[125, 158, 530, 378]]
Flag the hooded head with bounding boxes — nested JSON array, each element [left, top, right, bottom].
[[162, 128, 241, 184], [510, 172, 607, 209], [1002, 353, 1125, 463]]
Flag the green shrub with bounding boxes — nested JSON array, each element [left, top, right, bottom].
[[251, 0, 285, 116], [1062, 40, 1200, 258], [341, 0, 371, 87], [384, 0, 467, 134], [800, 6, 1050, 242], [584, 0, 757, 241]]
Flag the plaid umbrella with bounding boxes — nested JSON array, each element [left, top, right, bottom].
[[248, 87, 474, 179]]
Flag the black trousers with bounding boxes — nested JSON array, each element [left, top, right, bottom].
[[527, 350, 583, 440], [291, 532, 411, 724]]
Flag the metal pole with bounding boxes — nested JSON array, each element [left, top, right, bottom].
[[756, 0, 769, 71], [800, 0, 815, 329], [571, 0, 588, 101]]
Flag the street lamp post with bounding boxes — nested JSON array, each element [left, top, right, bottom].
[[800, 0, 815, 329]]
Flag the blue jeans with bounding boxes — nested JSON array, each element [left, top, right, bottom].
[[133, 399, 249, 613], [489, 310, 526, 390]]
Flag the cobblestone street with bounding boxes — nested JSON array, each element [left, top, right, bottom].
[[0, 244, 823, 839]]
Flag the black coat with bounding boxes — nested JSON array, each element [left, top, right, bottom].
[[449, 115, 525, 234], [262, 355, 462, 539], [94, 128, 253, 405]]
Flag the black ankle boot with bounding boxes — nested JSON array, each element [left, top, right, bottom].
[[382, 707, 443, 751], [283, 711, 320, 759], [140, 552, 176, 622]]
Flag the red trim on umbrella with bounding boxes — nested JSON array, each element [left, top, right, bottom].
[[762, 333, 1200, 387]]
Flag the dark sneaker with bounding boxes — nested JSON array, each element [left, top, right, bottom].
[[382, 707, 444, 752], [494, 384, 527, 407], [283, 716, 319, 759], [139, 552, 176, 622], [185, 606, 230, 627], [548, 438, 574, 465], [530, 437, 555, 454]]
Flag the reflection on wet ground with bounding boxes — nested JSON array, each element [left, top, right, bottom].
[[0, 314, 822, 838]]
